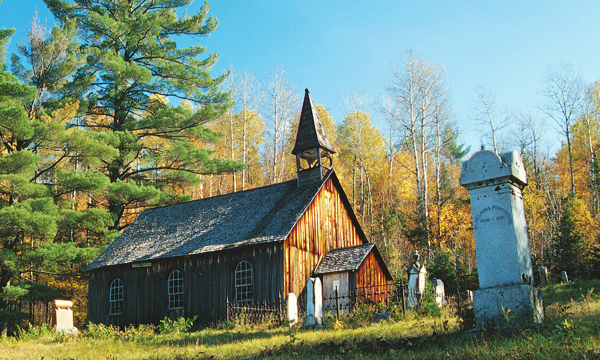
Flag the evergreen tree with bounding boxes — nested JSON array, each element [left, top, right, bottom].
[[552, 195, 586, 277], [44, 0, 244, 230], [0, 18, 114, 334]]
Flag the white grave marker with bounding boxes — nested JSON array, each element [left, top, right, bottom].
[[286, 293, 298, 326], [431, 279, 445, 306], [314, 278, 323, 326], [302, 278, 323, 327], [460, 150, 544, 327]]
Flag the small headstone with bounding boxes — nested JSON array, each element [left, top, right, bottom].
[[52, 300, 77, 334], [286, 293, 298, 326], [373, 312, 391, 324], [314, 278, 323, 326], [302, 278, 323, 327], [561, 271, 569, 284], [303, 278, 316, 327], [465, 290, 473, 301], [539, 266, 548, 287], [430, 278, 445, 306]]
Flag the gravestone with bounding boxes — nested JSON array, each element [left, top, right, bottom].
[[314, 278, 323, 326], [539, 266, 548, 287], [303, 278, 315, 326], [373, 312, 391, 324], [286, 293, 298, 326], [302, 278, 323, 327], [460, 150, 544, 328], [562, 271, 569, 284], [407, 251, 427, 307], [430, 278, 445, 306], [52, 300, 77, 334]]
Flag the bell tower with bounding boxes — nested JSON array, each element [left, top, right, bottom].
[[292, 89, 336, 186]]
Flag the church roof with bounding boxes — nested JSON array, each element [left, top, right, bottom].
[[313, 244, 375, 275], [291, 89, 336, 155], [86, 171, 336, 271], [313, 243, 393, 280]]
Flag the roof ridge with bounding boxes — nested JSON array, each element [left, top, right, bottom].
[[144, 178, 298, 212]]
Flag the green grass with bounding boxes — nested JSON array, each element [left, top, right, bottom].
[[2, 281, 600, 359]]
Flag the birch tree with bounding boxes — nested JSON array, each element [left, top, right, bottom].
[[473, 87, 511, 154], [338, 97, 385, 237], [384, 51, 447, 250], [262, 67, 299, 184], [541, 64, 585, 195]]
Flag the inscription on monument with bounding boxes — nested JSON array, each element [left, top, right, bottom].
[[473, 205, 512, 230]]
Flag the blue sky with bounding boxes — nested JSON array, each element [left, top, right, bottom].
[[2, 0, 600, 154]]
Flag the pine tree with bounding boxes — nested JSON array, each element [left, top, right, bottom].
[[44, 0, 244, 230], [0, 17, 115, 334]]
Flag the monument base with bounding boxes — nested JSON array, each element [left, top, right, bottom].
[[302, 315, 323, 327], [55, 326, 78, 335], [473, 284, 544, 328]]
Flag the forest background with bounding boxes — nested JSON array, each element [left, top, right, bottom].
[[1, 0, 600, 332]]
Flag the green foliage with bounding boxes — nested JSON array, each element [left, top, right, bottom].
[[16, 323, 54, 340], [415, 282, 443, 318], [84, 323, 122, 340], [42, 0, 243, 230], [0, 27, 15, 67], [157, 316, 197, 335], [552, 194, 589, 276], [456, 300, 475, 330], [1, 280, 600, 359]]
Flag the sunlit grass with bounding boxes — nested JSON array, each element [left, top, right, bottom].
[[2, 281, 600, 359]]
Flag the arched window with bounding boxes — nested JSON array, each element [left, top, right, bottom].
[[235, 261, 253, 302], [168, 270, 184, 309], [109, 278, 123, 315]]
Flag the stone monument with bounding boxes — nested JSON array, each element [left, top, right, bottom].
[[407, 251, 427, 307], [52, 300, 77, 334], [460, 150, 544, 328], [302, 278, 323, 327]]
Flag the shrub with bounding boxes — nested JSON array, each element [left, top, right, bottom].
[[16, 323, 54, 340], [84, 323, 122, 340], [456, 300, 476, 330], [415, 282, 442, 318], [157, 316, 196, 334]]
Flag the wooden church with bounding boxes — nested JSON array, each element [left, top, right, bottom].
[[86, 89, 392, 327]]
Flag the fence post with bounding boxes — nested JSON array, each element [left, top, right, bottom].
[[400, 280, 406, 317], [335, 289, 340, 318], [278, 292, 283, 322], [226, 296, 230, 322]]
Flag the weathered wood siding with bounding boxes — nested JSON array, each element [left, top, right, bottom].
[[283, 177, 365, 296], [87, 242, 284, 327], [355, 251, 390, 303]]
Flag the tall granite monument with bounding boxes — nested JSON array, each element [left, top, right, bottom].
[[460, 150, 544, 327]]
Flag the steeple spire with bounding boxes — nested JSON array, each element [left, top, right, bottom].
[[292, 89, 336, 186]]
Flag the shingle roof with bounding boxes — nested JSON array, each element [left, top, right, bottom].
[[291, 89, 335, 155], [86, 171, 333, 271], [313, 244, 376, 275]]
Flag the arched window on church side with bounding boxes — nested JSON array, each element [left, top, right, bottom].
[[235, 261, 253, 302], [168, 270, 184, 309], [109, 278, 123, 315]]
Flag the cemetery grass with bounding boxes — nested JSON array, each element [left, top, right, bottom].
[[2, 281, 600, 359]]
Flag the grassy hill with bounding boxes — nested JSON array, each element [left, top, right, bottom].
[[2, 280, 599, 359]]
